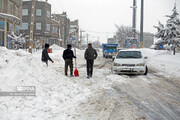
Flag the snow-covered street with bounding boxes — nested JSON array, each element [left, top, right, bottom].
[[0, 45, 180, 120]]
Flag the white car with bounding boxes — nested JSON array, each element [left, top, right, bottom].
[[112, 49, 148, 75]]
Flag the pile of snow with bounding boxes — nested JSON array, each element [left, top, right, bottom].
[[0, 45, 145, 120], [50, 44, 65, 51], [0, 46, 90, 120], [141, 49, 180, 78]]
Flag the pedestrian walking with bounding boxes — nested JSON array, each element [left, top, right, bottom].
[[41, 43, 54, 66], [63, 44, 76, 77], [84, 43, 98, 78]]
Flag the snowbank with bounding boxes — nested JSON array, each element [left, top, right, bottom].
[[141, 49, 180, 78], [0, 46, 90, 120]]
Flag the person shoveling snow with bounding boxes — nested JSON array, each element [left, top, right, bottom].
[[63, 44, 76, 77]]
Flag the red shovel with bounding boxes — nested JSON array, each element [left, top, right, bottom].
[[74, 68, 79, 76], [74, 40, 79, 77]]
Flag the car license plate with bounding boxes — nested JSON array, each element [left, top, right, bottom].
[[122, 68, 134, 71]]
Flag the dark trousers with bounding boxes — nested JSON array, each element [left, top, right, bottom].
[[65, 59, 73, 76], [86, 59, 94, 76]]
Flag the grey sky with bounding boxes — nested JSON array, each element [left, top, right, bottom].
[[48, 0, 180, 43]]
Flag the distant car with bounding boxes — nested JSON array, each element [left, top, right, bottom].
[[112, 49, 148, 75]]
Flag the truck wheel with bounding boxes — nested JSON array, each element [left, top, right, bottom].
[[144, 66, 148, 75]]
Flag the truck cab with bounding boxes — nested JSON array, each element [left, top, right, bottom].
[[102, 44, 118, 58]]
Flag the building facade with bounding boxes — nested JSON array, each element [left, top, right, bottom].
[[20, 1, 51, 47], [143, 32, 154, 48], [0, 0, 22, 47], [52, 12, 70, 47], [49, 19, 60, 46], [107, 36, 117, 44], [69, 19, 79, 47]]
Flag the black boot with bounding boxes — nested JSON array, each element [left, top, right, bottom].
[[87, 75, 90, 79]]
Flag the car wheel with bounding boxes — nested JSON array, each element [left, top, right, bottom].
[[144, 66, 148, 75]]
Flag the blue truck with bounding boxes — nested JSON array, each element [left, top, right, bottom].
[[102, 44, 118, 58]]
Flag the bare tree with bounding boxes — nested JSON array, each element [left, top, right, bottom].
[[115, 24, 139, 47]]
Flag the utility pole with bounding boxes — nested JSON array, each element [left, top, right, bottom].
[[80, 30, 85, 49], [29, 0, 36, 53], [140, 0, 144, 48], [131, 0, 137, 38]]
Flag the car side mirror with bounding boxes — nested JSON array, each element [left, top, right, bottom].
[[144, 56, 148, 59]]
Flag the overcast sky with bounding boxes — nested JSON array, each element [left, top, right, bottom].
[[48, 0, 180, 43]]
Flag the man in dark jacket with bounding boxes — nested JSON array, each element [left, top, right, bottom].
[[41, 43, 54, 66], [63, 44, 76, 76], [84, 43, 98, 78]]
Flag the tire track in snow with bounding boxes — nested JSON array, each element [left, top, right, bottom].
[[112, 72, 180, 120]]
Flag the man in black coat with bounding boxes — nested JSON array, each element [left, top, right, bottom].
[[63, 44, 76, 76], [84, 43, 98, 78], [41, 43, 54, 66]]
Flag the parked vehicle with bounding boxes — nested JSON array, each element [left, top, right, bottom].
[[102, 44, 118, 58], [112, 49, 148, 75]]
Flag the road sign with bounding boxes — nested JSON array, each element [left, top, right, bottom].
[[72, 37, 75, 41]]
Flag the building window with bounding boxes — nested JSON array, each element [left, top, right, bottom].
[[36, 23, 41, 30], [47, 11, 50, 18], [46, 24, 50, 31], [22, 9, 28, 16], [8, 1, 13, 14], [36, 9, 42, 16], [8, 23, 13, 31], [20, 23, 28, 30], [0, 21, 5, 30], [52, 27, 57, 33]]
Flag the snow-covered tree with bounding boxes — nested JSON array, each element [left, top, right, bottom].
[[154, 4, 180, 55], [8, 32, 28, 50]]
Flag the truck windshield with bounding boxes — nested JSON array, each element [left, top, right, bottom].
[[116, 51, 142, 59], [106, 46, 117, 51]]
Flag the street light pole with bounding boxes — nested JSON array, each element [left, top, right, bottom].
[[140, 0, 144, 48]]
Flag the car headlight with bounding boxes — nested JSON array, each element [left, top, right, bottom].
[[113, 62, 122, 66], [136, 63, 145, 66]]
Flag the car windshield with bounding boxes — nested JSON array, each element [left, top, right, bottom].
[[116, 51, 142, 59]]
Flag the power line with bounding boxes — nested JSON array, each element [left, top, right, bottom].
[[57, 0, 64, 11], [84, 30, 115, 34], [50, 0, 61, 13]]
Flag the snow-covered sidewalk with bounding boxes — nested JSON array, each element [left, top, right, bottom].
[[141, 49, 180, 78]]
